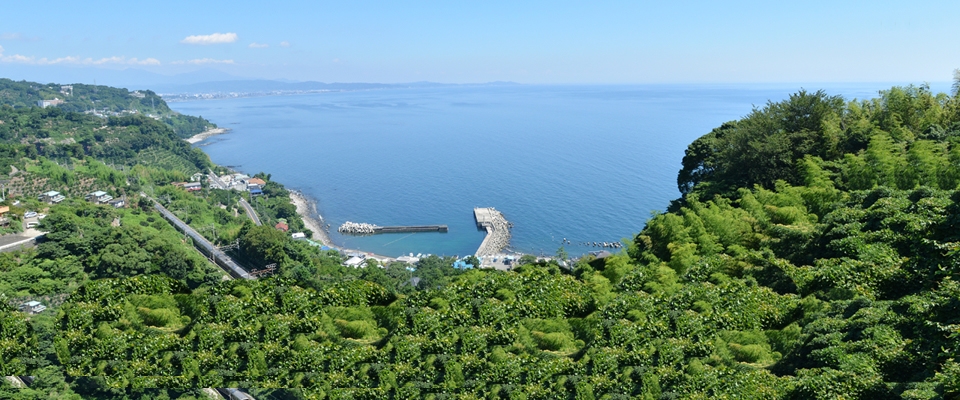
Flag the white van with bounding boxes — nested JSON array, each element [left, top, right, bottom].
[[26, 222, 40, 229]]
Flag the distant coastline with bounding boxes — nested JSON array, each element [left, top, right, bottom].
[[185, 127, 229, 144]]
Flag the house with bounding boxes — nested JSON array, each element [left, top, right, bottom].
[[190, 172, 204, 182], [173, 182, 202, 192], [0, 206, 9, 217], [37, 98, 64, 108], [108, 198, 125, 208], [85, 191, 113, 204], [248, 184, 263, 196], [344, 256, 365, 267], [39, 191, 65, 203], [275, 221, 289, 232], [248, 178, 266, 186], [19, 301, 46, 314], [130, 90, 146, 99], [60, 85, 73, 95], [396, 255, 420, 264], [291, 232, 306, 240]]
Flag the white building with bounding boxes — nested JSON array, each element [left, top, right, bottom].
[[85, 191, 113, 204], [19, 301, 46, 314], [344, 256, 365, 267], [39, 191, 65, 204], [37, 98, 64, 108]]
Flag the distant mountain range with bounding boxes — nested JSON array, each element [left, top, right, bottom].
[[151, 80, 521, 95], [0, 65, 519, 96]]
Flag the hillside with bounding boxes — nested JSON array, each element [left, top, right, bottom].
[[0, 79, 216, 138], [2, 81, 960, 399]]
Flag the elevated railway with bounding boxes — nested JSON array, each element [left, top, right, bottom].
[[153, 201, 253, 280]]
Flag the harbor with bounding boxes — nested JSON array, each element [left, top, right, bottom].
[[473, 207, 511, 257], [334, 208, 514, 260]]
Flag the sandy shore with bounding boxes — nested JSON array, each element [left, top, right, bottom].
[[289, 191, 333, 246], [289, 190, 399, 263], [185, 127, 229, 144]]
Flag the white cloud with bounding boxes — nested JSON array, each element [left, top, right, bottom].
[[0, 33, 19, 40], [279, 41, 290, 47], [1, 54, 32, 63], [0, 33, 39, 42], [180, 32, 238, 45], [248, 42, 268, 48], [0, 53, 160, 66], [86, 56, 158, 65], [0, 45, 4, 56], [171, 58, 235, 65]]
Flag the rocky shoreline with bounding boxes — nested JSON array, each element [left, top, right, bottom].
[[289, 190, 332, 246], [185, 127, 229, 144]]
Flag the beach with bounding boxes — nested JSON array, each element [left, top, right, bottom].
[[290, 190, 402, 263], [185, 127, 229, 144], [289, 190, 332, 246]]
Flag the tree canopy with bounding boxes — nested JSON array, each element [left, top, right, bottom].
[[5, 80, 960, 399]]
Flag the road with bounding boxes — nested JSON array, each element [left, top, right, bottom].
[[0, 216, 47, 253], [238, 198, 262, 226], [208, 170, 262, 226], [207, 171, 229, 190]]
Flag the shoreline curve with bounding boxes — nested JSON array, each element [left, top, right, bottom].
[[185, 127, 230, 144]]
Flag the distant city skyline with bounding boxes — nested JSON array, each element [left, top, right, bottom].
[[2, 1, 959, 86]]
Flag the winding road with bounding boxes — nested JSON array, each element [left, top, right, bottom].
[[238, 198, 262, 226]]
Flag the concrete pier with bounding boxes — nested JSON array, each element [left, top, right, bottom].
[[338, 221, 447, 235], [378, 225, 448, 233], [474, 207, 511, 257]]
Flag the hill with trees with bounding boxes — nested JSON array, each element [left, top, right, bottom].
[[0, 79, 216, 138], [3, 79, 960, 399]]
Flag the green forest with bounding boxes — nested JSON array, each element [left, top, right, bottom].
[[0, 79, 216, 138], [3, 80, 960, 399]]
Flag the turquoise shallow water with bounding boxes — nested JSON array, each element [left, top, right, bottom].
[[170, 83, 937, 257]]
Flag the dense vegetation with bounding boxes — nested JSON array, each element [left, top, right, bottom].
[[4, 80, 960, 399], [0, 78, 216, 138]]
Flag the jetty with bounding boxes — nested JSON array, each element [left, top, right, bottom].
[[474, 207, 511, 257], [338, 221, 448, 235]]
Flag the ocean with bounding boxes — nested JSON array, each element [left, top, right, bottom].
[[170, 83, 942, 257]]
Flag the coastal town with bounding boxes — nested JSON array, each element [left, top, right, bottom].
[[196, 168, 517, 272]]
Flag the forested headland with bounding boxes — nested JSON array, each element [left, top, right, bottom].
[[2, 78, 960, 399], [0, 79, 216, 138]]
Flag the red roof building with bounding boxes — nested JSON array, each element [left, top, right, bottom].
[[275, 222, 289, 232]]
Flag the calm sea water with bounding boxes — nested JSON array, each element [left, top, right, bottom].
[[170, 83, 937, 257]]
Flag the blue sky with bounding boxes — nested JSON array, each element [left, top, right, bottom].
[[1, 0, 959, 84]]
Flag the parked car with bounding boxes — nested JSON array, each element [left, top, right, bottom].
[[37, 213, 46, 219], [24, 211, 37, 218], [26, 221, 39, 228]]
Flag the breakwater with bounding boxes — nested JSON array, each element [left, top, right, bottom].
[[474, 207, 511, 257], [338, 221, 448, 235]]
